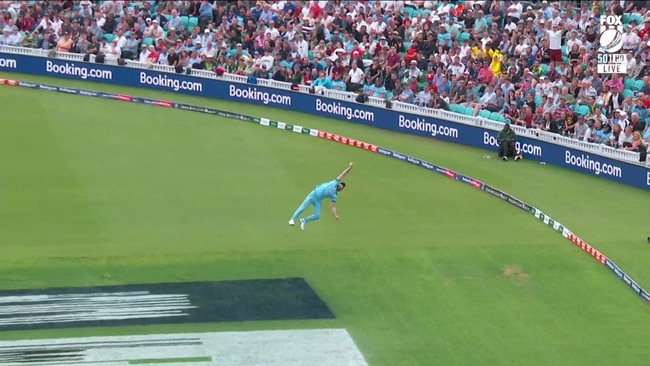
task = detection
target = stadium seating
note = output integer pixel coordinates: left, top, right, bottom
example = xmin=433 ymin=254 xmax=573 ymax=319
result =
xmin=5 ymin=0 xmax=648 ymax=148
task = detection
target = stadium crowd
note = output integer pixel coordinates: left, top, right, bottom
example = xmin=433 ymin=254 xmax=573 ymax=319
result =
xmin=2 ymin=0 xmax=650 ymax=154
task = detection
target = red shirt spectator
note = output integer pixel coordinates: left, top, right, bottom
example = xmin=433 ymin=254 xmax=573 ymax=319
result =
xmin=20 ymin=15 xmax=35 ymax=32
xmin=350 ymin=45 xmax=363 ymax=60
xmin=639 ymin=22 xmax=650 ymax=41
xmin=477 ymin=66 xmax=494 ymax=85
xmin=307 ymin=3 xmax=322 ymax=20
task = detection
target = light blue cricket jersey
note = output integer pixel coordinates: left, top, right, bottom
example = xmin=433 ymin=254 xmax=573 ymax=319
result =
xmin=312 ymin=179 xmax=340 ymax=202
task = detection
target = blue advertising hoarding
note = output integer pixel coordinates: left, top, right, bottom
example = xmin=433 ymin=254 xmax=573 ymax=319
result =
xmin=1 ymin=52 xmax=649 ymax=190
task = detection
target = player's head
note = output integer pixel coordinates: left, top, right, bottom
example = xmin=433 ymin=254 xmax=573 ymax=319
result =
xmin=337 ymin=182 xmax=346 ymax=191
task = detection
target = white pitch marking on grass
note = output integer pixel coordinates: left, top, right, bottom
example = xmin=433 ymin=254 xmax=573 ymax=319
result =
xmin=0 ymin=329 xmax=369 ymax=366
xmin=0 ymin=292 xmax=196 ymax=327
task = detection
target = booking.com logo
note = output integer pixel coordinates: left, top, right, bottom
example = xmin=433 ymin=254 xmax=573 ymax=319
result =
xmin=565 ymin=151 xmax=622 ymax=177
xmin=0 ymin=58 xmax=17 ymax=68
xmin=398 ymin=115 xmax=459 ymax=138
xmin=46 ymin=60 xmax=112 ymax=80
xmin=315 ymin=99 xmax=374 ymax=121
xmin=139 ymin=72 xmax=202 ymax=92
xmin=483 ymin=132 xmax=543 ymax=156
xmin=229 ymin=85 xmax=291 ymax=106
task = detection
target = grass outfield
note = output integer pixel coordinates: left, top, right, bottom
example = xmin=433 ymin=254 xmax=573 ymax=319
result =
xmin=1 ymin=72 xmax=650 ymax=365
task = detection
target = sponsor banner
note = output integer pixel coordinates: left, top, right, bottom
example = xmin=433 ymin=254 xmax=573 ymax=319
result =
xmin=604 ymin=259 xmax=650 ymax=303
xmin=484 ymin=185 xmax=532 ymax=212
xmin=142 ymin=98 xmax=173 ymax=108
xmin=455 ymin=173 xmax=484 ymax=190
xmin=0 ymin=329 xmax=369 ymax=366
xmin=0 ymin=278 xmax=334 ymax=331
xmin=17 ymin=81 xmax=38 ymax=89
xmin=3 ymin=53 xmax=648 ymax=189
xmin=177 ymin=103 xmax=218 ymax=115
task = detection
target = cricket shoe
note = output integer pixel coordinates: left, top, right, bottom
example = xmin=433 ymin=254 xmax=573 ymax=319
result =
xmin=300 ymin=218 xmax=306 ymax=230
xmin=288 ymin=219 xmax=295 ymax=226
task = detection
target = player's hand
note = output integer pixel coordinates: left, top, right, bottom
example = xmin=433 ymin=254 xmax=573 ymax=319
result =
xmin=349 ymin=162 xmax=355 ymax=168
xmin=334 ymin=215 xmax=340 ymax=221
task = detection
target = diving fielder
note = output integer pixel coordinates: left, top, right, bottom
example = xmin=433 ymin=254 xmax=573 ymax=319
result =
xmin=289 ymin=162 xmax=355 ymax=230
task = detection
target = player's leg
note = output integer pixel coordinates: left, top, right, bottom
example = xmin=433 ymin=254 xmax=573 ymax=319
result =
xmin=290 ymin=192 xmax=314 ymax=224
xmin=303 ymin=199 xmax=322 ymax=222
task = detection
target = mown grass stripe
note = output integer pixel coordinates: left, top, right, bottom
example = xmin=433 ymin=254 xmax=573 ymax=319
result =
xmin=128 ymin=356 xmax=212 ymax=364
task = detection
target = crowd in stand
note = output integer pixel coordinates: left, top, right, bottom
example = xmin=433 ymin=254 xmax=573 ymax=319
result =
xmin=3 ymin=0 xmax=650 ymax=154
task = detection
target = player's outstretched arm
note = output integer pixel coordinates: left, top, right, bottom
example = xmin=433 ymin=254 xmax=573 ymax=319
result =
xmin=331 ymin=202 xmax=340 ymax=221
xmin=336 ymin=162 xmax=355 ymax=181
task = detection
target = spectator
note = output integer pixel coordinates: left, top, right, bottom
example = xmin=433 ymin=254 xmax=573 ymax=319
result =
xmin=143 ymin=18 xmax=163 ymax=41
xmin=312 ymin=70 xmax=332 ymax=91
xmin=345 ymin=62 xmax=364 ymax=92
xmin=56 ymin=32 xmax=74 ymax=53
xmin=104 ymin=37 xmax=122 ymax=60
xmin=37 ymin=29 xmax=57 ymax=51
xmin=0 ymin=28 xmax=10 ymax=45
xmin=6 ymin=0 xmax=650 ymax=157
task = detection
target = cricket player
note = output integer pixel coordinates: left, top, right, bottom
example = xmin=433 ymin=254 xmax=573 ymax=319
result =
xmin=289 ymin=162 xmax=355 ymax=230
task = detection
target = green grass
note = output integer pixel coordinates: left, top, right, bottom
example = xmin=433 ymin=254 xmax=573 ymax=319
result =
xmin=128 ymin=357 xmax=213 ymax=364
xmin=1 ymin=72 xmax=650 ymax=366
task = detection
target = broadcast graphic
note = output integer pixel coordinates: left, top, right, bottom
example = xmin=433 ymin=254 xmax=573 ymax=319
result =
xmin=597 ymin=15 xmax=626 ymax=74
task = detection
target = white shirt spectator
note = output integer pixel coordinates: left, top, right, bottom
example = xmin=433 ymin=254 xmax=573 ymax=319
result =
xmin=583 ymin=126 xmax=594 ymax=142
xmin=546 ymin=29 xmax=562 ymax=50
xmin=294 ymin=37 xmax=309 ymax=59
xmin=144 ymin=24 xmax=164 ymax=39
xmin=348 ymin=67 xmax=364 ymax=83
xmin=435 ymin=2 xmax=451 ymax=16
xmin=370 ymin=20 xmax=387 ymax=34
xmin=201 ymin=44 xmax=216 ymax=58
xmin=479 ymin=89 xmax=496 ymax=105
xmin=0 ymin=32 xmax=9 ymax=45
xmin=7 ymin=30 xmax=21 ymax=46
xmin=95 ymin=14 xmax=106 ymax=28
xmin=271 ymin=1 xmax=286 ymax=11
xmin=264 ymin=27 xmax=279 ymax=40
xmin=622 ymin=30 xmax=640 ymax=51
xmin=355 ymin=20 xmax=369 ymax=32
xmin=105 ymin=42 xmax=121 ymax=59
xmin=514 ymin=42 xmax=529 ymax=55
xmin=99 ymin=41 xmax=110 ymax=55
xmin=5 ymin=5 xmax=17 ymax=22
xmin=284 ymin=28 xmax=297 ymax=42
xmin=42 ymin=16 xmax=63 ymax=34
xmin=448 ymin=62 xmax=466 ymax=78
xmin=99 ymin=0 xmax=119 ymax=14
xmin=157 ymin=52 xmax=169 ymax=65
xmin=542 ymin=100 xmax=556 ymax=114
xmin=566 ymin=36 xmax=582 ymax=50
xmin=415 ymin=90 xmax=432 ymax=106
xmin=407 ymin=66 xmax=420 ymax=78
xmin=507 ymin=1 xmax=523 ymax=19
xmin=260 ymin=54 xmax=275 ymax=69
xmin=116 ymin=34 xmax=127 ymax=49
xmin=138 ymin=48 xmax=150 ymax=63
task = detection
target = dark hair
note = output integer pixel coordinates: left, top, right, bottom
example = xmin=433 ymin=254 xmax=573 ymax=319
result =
xmin=340 ymin=182 xmax=346 ymax=189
